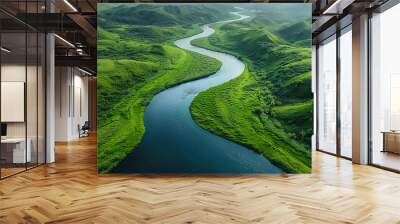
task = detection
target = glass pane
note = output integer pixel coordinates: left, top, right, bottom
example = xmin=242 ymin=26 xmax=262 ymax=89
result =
xmin=1 ymin=31 xmax=27 ymax=177
xmin=340 ymin=27 xmax=352 ymax=158
xmin=371 ymin=4 xmax=400 ymax=171
xmin=318 ymin=35 xmax=337 ymax=154
xmin=0 ymin=1 xmax=46 ymax=178
xmin=38 ymin=33 xmax=45 ymax=165
xmin=27 ymin=31 xmax=38 ymax=169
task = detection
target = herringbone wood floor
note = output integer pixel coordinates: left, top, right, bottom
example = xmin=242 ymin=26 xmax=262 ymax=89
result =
xmin=1 ymin=135 xmax=400 ymax=224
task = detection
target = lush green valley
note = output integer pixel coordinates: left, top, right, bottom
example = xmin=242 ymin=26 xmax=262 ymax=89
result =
xmin=98 ymin=3 xmax=312 ymax=174
xmin=191 ymin=7 xmax=312 ymax=173
xmin=97 ymin=4 xmax=228 ymax=173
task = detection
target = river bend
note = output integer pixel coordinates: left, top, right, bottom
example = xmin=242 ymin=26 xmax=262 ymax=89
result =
xmin=114 ymin=12 xmax=283 ymax=173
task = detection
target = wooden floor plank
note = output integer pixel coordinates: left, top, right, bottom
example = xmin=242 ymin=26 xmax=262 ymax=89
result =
xmin=0 ymin=135 xmax=400 ymax=223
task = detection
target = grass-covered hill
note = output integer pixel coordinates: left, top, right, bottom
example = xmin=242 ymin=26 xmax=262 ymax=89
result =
xmin=99 ymin=4 xmax=234 ymax=27
xmin=97 ymin=4 xmax=237 ymax=44
xmin=191 ymin=8 xmax=312 ymax=173
xmin=98 ymin=3 xmax=312 ymax=174
xmin=276 ymin=21 xmax=312 ymax=47
xmin=97 ymin=4 xmax=234 ymax=173
xmin=235 ymin=3 xmax=310 ymax=23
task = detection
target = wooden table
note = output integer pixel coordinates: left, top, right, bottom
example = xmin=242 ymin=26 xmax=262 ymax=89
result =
xmin=381 ymin=131 xmax=400 ymax=154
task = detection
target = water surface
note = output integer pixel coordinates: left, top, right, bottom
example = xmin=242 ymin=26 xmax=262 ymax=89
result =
xmin=114 ymin=13 xmax=283 ymax=174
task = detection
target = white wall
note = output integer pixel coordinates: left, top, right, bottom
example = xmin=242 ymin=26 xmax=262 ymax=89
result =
xmin=1 ymin=63 xmax=46 ymax=164
xmin=1 ymin=65 xmax=41 ymax=137
xmin=55 ymin=66 xmax=70 ymax=141
xmin=1 ymin=65 xmax=26 ymax=139
xmin=1 ymin=64 xmax=25 ymax=81
xmin=55 ymin=67 xmax=89 ymax=141
xmin=72 ymin=72 xmax=89 ymax=138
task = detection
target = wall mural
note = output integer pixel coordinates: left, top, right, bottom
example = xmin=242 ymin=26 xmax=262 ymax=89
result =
xmin=97 ymin=3 xmax=313 ymax=174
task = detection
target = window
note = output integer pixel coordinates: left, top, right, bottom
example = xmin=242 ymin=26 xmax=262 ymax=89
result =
xmin=339 ymin=26 xmax=352 ymax=158
xmin=370 ymin=3 xmax=400 ymax=171
xmin=317 ymin=35 xmax=337 ymax=154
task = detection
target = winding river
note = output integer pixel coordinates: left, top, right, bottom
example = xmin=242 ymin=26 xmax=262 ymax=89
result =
xmin=114 ymin=12 xmax=283 ymax=173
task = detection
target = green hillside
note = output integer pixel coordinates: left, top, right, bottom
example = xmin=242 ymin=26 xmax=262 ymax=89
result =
xmin=276 ymin=21 xmax=312 ymax=47
xmin=191 ymin=13 xmax=312 ymax=173
xmin=99 ymin=4 xmax=235 ymax=27
xmin=98 ymin=3 xmax=312 ymax=173
xmin=97 ymin=5 xmax=227 ymax=173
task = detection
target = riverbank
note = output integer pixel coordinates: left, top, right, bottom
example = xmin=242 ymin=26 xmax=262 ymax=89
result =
xmin=112 ymin=12 xmax=284 ymax=173
xmin=190 ymin=68 xmax=311 ymax=173
xmin=190 ymin=11 xmax=312 ymax=173
xmin=97 ymin=28 xmax=222 ymax=173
